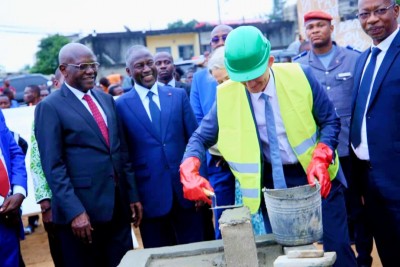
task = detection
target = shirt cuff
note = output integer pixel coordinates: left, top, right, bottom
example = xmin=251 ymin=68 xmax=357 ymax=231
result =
xmin=13 ymin=185 xmax=27 ymax=198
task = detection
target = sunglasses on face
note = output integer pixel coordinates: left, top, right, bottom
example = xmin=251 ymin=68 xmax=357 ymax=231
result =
xmin=211 ymin=34 xmax=228 ymax=44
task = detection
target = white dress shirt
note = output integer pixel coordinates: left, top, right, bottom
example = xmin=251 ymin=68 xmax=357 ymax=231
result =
xmin=134 ymin=83 xmax=161 ymax=121
xmin=353 ymin=28 xmax=399 ymax=160
xmin=249 ymin=70 xmax=298 ymax=164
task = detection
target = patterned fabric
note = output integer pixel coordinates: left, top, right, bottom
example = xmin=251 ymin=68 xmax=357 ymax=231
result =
xmin=30 ymin=123 xmax=52 ymax=202
xmin=83 ymin=94 xmax=109 ymax=146
xmin=235 ymin=179 xmax=266 ymax=236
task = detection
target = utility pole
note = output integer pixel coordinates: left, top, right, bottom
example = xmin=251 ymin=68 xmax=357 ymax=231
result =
xmin=217 ymin=0 xmax=222 ymax=24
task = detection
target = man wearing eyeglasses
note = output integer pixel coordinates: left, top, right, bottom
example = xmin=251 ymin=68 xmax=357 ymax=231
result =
xmin=293 ymin=10 xmax=374 ymax=267
xmin=34 ymin=43 xmax=142 ymax=267
xmin=350 ymin=0 xmax=400 ymax=265
xmin=189 ymin=24 xmax=235 ymax=240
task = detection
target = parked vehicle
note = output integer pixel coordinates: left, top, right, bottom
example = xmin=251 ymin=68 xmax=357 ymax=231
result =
xmin=0 ymin=74 xmax=49 ymax=103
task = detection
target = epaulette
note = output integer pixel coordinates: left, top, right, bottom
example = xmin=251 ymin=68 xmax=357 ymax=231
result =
xmin=346 ymin=45 xmax=362 ymax=53
xmin=292 ymin=51 xmax=308 ymax=61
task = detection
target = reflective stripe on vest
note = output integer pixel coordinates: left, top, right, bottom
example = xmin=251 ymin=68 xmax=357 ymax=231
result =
xmin=217 ymin=80 xmax=262 ymax=214
xmin=273 ymin=63 xmax=339 ymax=179
xmin=217 ymin=64 xmax=339 ymax=214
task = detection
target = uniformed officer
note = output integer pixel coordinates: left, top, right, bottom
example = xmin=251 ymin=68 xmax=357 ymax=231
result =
xmin=293 ymin=10 xmax=373 ymax=267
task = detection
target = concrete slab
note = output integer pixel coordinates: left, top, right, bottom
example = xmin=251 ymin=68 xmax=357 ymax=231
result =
xmin=119 ymin=234 xmax=282 ymax=267
xmin=273 ymin=252 xmax=337 ymax=267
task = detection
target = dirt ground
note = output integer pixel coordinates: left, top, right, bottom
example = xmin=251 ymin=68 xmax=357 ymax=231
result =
xmin=20 ymin=215 xmax=382 ymax=267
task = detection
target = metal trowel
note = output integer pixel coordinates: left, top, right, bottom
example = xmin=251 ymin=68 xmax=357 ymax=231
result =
xmin=203 ymin=188 xmax=243 ymax=210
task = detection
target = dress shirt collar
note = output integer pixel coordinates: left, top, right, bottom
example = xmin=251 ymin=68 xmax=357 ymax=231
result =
xmin=249 ymin=69 xmax=276 ymax=101
xmin=65 ymin=83 xmax=95 ymax=99
xmin=372 ymin=28 xmax=399 ymax=53
xmin=157 ymin=78 xmax=176 ymax=87
xmin=134 ymin=82 xmax=159 ymax=102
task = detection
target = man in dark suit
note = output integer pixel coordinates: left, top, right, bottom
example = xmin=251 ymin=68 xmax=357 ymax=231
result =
xmin=0 ymin=109 xmax=27 ymax=267
xmin=350 ymin=0 xmax=400 ymax=265
xmin=154 ymin=51 xmax=191 ymax=97
xmin=116 ymin=45 xmax=205 ymax=248
xmin=34 ymin=43 xmax=142 ymax=267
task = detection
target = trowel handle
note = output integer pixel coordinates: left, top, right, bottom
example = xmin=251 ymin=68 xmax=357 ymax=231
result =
xmin=202 ymin=188 xmax=215 ymax=197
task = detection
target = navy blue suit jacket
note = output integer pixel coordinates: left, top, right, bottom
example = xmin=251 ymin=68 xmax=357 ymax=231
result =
xmin=350 ymin=31 xmax=400 ymax=200
xmin=116 ymin=85 xmax=198 ymax=218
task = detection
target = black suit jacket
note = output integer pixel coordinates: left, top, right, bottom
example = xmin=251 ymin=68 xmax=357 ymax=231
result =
xmin=34 ymin=85 xmax=138 ymax=224
xmin=175 ymin=81 xmax=191 ymax=97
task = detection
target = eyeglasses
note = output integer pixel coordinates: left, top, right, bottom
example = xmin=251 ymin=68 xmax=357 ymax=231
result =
xmin=211 ymin=34 xmax=228 ymax=44
xmin=356 ymin=3 xmax=396 ymax=20
xmin=133 ymin=60 xmax=155 ymax=70
xmin=64 ymin=62 xmax=100 ymax=71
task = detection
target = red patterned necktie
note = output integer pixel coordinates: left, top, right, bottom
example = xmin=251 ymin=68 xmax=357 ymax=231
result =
xmin=0 ymin=159 xmax=10 ymax=199
xmin=83 ymin=94 xmax=109 ymax=147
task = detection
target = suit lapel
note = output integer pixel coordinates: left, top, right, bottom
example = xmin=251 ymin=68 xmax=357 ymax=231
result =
xmin=123 ymin=89 xmax=160 ymax=140
xmin=158 ymin=86 xmax=172 ymax=140
xmin=367 ymin=31 xmax=400 ymax=111
xmin=60 ymin=86 xmax=108 ymax=148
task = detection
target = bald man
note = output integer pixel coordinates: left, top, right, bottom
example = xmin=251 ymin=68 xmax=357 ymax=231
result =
xmin=34 ymin=43 xmax=142 ymax=267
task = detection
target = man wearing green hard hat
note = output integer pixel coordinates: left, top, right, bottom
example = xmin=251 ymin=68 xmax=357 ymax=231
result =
xmin=179 ymin=26 xmax=356 ymax=266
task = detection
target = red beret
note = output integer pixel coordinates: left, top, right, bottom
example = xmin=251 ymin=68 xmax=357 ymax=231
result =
xmin=304 ymin=10 xmax=333 ymax=24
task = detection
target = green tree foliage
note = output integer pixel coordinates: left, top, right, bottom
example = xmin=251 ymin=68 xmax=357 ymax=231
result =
xmin=30 ymin=34 xmax=70 ymax=74
xmin=397 ymin=0 xmax=400 ymax=6
xmin=167 ymin=19 xmax=198 ymax=29
xmin=268 ymin=0 xmax=286 ymax=21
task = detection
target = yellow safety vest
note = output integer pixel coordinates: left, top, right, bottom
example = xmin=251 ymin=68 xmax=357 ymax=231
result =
xmin=217 ymin=63 xmax=339 ymax=214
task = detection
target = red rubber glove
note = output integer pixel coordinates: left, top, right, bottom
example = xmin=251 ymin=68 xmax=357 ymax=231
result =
xmin=306 ymin=143 xmax=333 ymax=198
xmin=180 ymin=157 xmax=214 ymax=205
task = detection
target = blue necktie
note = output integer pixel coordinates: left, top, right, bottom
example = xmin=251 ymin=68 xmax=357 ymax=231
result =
xmin=351 ymin=47 xmax=381 ymax=148
xmin=147 ymin=91 xmax=161 ymax=136
xmin=261 ymin=94 xmax=287 ymax=189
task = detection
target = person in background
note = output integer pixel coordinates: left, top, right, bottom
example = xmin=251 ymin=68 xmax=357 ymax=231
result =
xmin=116 ymin=45 xmax=206 ymax=248
xmin=3 ymin=88 xmax=19 ymax=108
xmin=0 ymin=94 xmax=11 ymax=109
xmin=108 ymin=84 xmax=124 ymax=97
xmin=174 ymin=66 xmax=184 ymax=82
xmin=154 ymin=51 xmax=191 ymax=97
xmin=189 ymin=24 xmax=234 ymax=239
xmin=0 ymin=78 xmax=17 ymax=95
xmin=180 ymin=26 xmax=356 ymax=267
xmin=350 ymin=0 xmax=400 ymax=265
xmin=184 ymin=68 xmax=195 ymax=85
xmin=40 ymin=89 xmax=50 ymax=101
xmin=23 ymin=85 xmax=41 ymax=106
xmin=293 ymin=10 xmax=371 ymax=266
xmin=98 ymin=77 xmax=110 ymax=93
xmin=50 ymin=69 xmax=64 ymax=93
xmin=0 ymin=109 xmax=28 ymax=267
xmin=31 ymin=69 xmax=65 ymax=266
xmin=34 ymin=43 xmax=142 ymax=267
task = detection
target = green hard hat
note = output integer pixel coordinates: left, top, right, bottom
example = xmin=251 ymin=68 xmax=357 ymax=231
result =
xmin=224 ymin=26 xmax=271 ymax=82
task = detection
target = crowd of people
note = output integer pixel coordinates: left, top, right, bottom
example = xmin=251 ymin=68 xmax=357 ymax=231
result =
xmin=0 ymin=0 xmax=399 ymax=266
